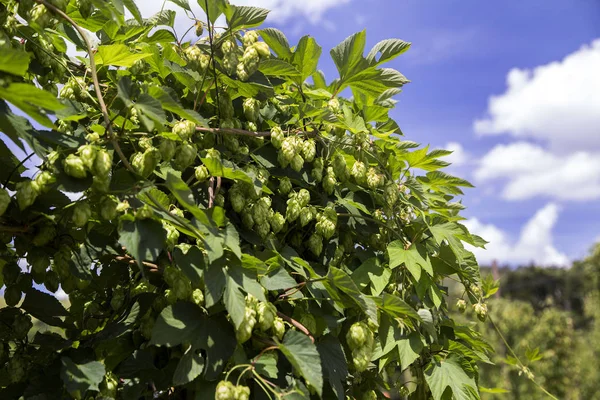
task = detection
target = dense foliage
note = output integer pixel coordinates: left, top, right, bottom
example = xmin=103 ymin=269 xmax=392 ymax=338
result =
xmin=0 ymin=0 xmax=495 ymax=398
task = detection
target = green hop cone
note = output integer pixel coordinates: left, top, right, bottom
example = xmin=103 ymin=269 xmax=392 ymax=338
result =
xmin=173 ymin=120 xmax=196 ymax=141
xmin=215 ymin=380 xmax=236 ymax=400
xmin=286 ymin=198 xmax=301 ymax=222
xmin=272 ymin=317 xmax=285 ymax=340
xmin=291 ymin=154 xmax=304 ymax=172
xmin=253 ymin=41 xmax=271 ymax=58
xmin=234 ymin=385 xmax=250 ymax=400
xmin=256 ymin=220 xmax=270 ymax=238
xmin=323 ymin=167 xmax=337 ymax=194
xmin=307 ymin=233 xmax=323 ymax=256
xmin=279 ymin=177 xmax=292 ymax=195
xmin=13 ymin=313 xmax=33 ymax=339
xmin=347 ymin=322 xmax=371 ymax=347
xmin=164 ymin=223 xmax=180 ymax=249
xmin=299 ymin=206 xmax=315 ymax=227
xmin=332 ymin=154 xmax=347 ymax=181
xmin=456 ymin=299 xmax=467 ymax=313
xmin=223 ymin=52 xmax=239 ymax=76
xmin=138 ymin=137 xmax=153 ymax=151
xmin=351 ymin=160 xmax=367 ymax=184
xmin=63 ymin=154 xmax=87 ymax=179
xmin=159 ymin=139 xmax=177 ymax=161
xmin=93 ymin=149 xmax=112 ymax=178
xmin=100 ymin=196 xmax=118 ymax=220
xmin=195 ymin=165 xmax=210 ymax=182
xmin=174 ymin=142 xmax=197 ymax=171
xmin=192 ymin=288 xmax=204 ymax=306
xmin=0 ymin=188 xmax=11 ymax=216
xmin=16 ymin=180 xmax=39 ymax=210
xmin=140 ymin=147 xmax=161 ymax=177
xmin=3 ymin=263 xmax=20 ymax=286
xmin=312 ymin=157 xmax=324 ymax=182
xmin=281 ymin=137 xmax=296 ymax=162
xmin=366 ymin=167 xmax=384 ymax=189
xmin=269 ymin=212 xmax=285 ymax=233
xmin=257 ymin=302 xmax=276 ymax=331
xmin=384 ymin=184 xmax=399 ymax=206
xmin=236 ymin=62 xmax=249 ymax=81
xmin=4 ymin=285 xmax=22 ymax=307
xmin=195 ymin=21 xmax=203 ymax=36
xmin=218 ymin=92 xmax=235 ymax=119
xmin=297 ymin=189 xmax=311 ymax=207
xmin=327 ymin=98 xmax=340 ymax=113
xmin=473 ymin=302 xmax=488 ymax=322
xmin=34 ymin=171 xmax=56 ymax=192
xmin=236 ymin=307 xmax=257 ymax=344
xmin=352 ymin=345 xmax=373 ymax=372
xmin=229 ymin=188 xmax=246 ymax=213
xmin=72 ymin=202 xmax=92 ymax=227
xmin=243 ymin=98 xmax=260 ymax=122
xmin=29 ymin=4 xmax=50 ymax=28
xmin=78 ymin=144 xmax=97 ymax=171
xmin=315 ymin=207 xmax=337 ymax=239
xmin=32 ymin=224 xmax=56 ymax=247
xmin=241 ymin=210 xmax=254 ymax=229
xmin=271 ymin=126 xmax=284 ymax=148
xmin=242 ymin=46 xmax=259 ymax=73
xmin=242 ymin=30 xmax=259 ymax=46
xmin=44 ymin=270 xmax=60 ymax=293
xmin=221 ymin=40 xmax=236 ymax=55
xmin=301 ymin=139 xmax=316 ymax=162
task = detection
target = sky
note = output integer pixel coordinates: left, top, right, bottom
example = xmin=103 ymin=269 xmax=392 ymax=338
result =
xmin=4 ymin=0 xmax=600 ymax=268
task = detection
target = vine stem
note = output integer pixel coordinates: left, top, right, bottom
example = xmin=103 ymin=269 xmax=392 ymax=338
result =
xmin=488 ymin=315 xmax=559 ymax=400
xmin=38 ymin=0 xmax=132 ymax=172
xmin=3 ymin=152 xmax=35 ymax=189
xmin=276 ymin=311 xmax=315 ymax=343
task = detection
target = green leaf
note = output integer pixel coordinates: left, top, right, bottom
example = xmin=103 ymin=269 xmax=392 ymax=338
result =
xmin=118 ymin=219 xmax=167 ymax=266
xmin=258 ymin=59 xmax=301 ymax=77
xmin=197 ymin=0 xmax=227 ymax=24
xmin=0 ymin=83 xmax=65 ymax=128
xmin=123 ymin=0 xmax=143 ymax=24
xmin=387 ymin=241 xmax=433 ymax=280
xmin=200 ymin=157 xmax=254 ymax=184
xmin=330 ymin=30 xmax=367 ymax=79
xmin=204 ymin=256 xmax=227 ymax=307
xmin=227 ymin=5 xmax=269 ymax=30
xmin=95 ymin=44 xmax=152 ymax=67
xmin=397 ymin=332 xmax=424 ymax=371
xmin=327 ymin=267 xmax=378 ymax=324
xmin=135 ymin=93 xmax=167 ymax=130
xmin=60 ymin=357 xmax=105 ymax=396
xmin=293 ymin=36 xmax=322 ymax=83
xmin=144 ymin=29 xmax=177 ymax=44
xmin=169 ymin=0 xmax=191 ymax=11
xmin=21 ymin=288 xmax=69 ymax=327
xmin=253 ymin=353 xmax=278 ymax=379
xmin=479 ymin=387 xmax=510 ymax=394
xmin=259 ymin=28 xmax=292 ymax=60
xmin=317 ymin=335 xmax=347 ymax=399
xmin=352 ymin=258 xmax=391 ymax=296
xmin=279 ymin=330 xmax=323 ymax=396
xmin=164 ymin=170 xmax=211 ymax=227
xmin=173 ymin=245 xmax=205 ymax=287
xmin=151 ymin=302 xmax=204 ymax=347
xmin=173 ymin=347 xmax=205 ymax=386
xmin=374 ymin=293 xmax=420 ymax=320
xmin=346 ymin=67 xmax=409 ymax=98
xmin=223 ymin=274 xmax=246 ymax=329
xmin=366 ymin=38 xmax=411 ymax=67
xmin=424 ymin=355 xmax=479 ymax=400
xmin=429 ymin=222 xmax=467 ymax=263
xmin=0 ymin=47 xmax=31 ymax=76
xmin=260 ymin=267 xmax=297 ymax=291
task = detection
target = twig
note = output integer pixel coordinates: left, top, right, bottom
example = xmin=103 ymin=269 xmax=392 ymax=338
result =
xmin=0 ymin=225 xmax=30 ymax=233
xmin=252 ymin=346 xmax=278 ymax=366
xmin=204 ymin=0 xmax=221 ymax=120
xmin=214 ymin=176 xmax=222 ymax=200
xmin=3 ymin=152 xmax=35 ymax=189
xmin=208 ymin=176 xmax=215 ymax=208
xmin=38 ymin=0 xmax=132 ymax=172
xmin=276 ymin=312 xmax=315 ymax=343
xmin=114 ymin=255 xmax=159 ymax=272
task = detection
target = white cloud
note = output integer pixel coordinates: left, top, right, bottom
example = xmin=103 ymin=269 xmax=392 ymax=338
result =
xmin=474 ymin=39 xmax=600 ymax=152
xmin=445 ymin=142 xmax=468 ymax=166
xmin=474 ymin=142 xmax=600 ymax=201
xmin=134 ymin=0 xmax=348 ymax=26
xmin=463 ymin=203 xmax=570 ymax=267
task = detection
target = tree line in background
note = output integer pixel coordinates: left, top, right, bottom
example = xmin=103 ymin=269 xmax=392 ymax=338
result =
xmin=453 ymin=244 xmax=600 ymax=399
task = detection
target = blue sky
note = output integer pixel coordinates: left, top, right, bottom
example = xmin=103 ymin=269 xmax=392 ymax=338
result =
xmin=4 ymin=0 xmax=600 ymax=267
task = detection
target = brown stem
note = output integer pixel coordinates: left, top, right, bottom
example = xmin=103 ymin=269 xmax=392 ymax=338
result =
xmin=276 ymin=312 xmax=315 ymax=343
xmin=38 ymin=0 xmax=132 ymax=172
xmin=208 ymin=176 xmax=215 ymax=208
xmin=114 ymin=255 xmax=159 ymax=272
xmin=0 ymin=225 xmax=30 ymax=233
xmin=251 ymin=345 xmax=278 ymax=366
xmin=278 ymin=281 xmax=306 ymax=300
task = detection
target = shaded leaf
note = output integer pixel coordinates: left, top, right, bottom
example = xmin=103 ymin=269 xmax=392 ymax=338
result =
xmin=279 ymin=330 xmax=323 ymax=396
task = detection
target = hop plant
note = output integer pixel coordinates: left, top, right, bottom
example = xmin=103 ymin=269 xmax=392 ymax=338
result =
xmin=351 ymin=160 xmax=367 ymax=184
xmin=242 ymin=30 xmax=259 ymax=46
xmin=72 ymin=202 xmax=92 ymax=227
xmin=15 ymin=180 xmax=39 ymax=210
xmin=323 ymin=167 xmax=337 ymax=194
xmin=63 ymin=154 xmax=87 ymax=179
xmin=473 ymin=302 xmax=488 ymax=322
xmin=253 ymin=41 xmax=271 ymax=58
xmin=366 ymin=167 xmax=385 ymax=189
xmin=243 ymin=97 xmax=260 ymax=122
xmin=269 ymin=212 xmax=285 ymax=233
xmin=456 ymin=299 xmax=467 ymax=313
xmin=299 ymin=206 xmax=315 ymax=227
xmin=332 ymin=154 xmax=348 ymax=180
xmin=286 ymin=198 xmax=301 ymax=222
xmin=279 ymin=176 xmax=292 ymax=195
xmin=257 ymin=302 xmax=277 ymax=331
xmin=307 ymin=233 xmax=323 ymax=256
xmin=0 ymin=188 xmax=10 ymax=216
xmin=301 ymin=139 xmax=317 ymax=162
xmin=173 ymin=120 xmax=196 ymax=141
xmin=271 ymin=126 xmax=284 ymax=148
xmin=315 ymin=207 xmax=337 ymax=239
xmin=195 ymin=165 xmax=210 ymax=182
xmin=272 ymin=317 xmax=285 ymax=340
xmin=174 ymin=142 xmax=197 ymax=170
